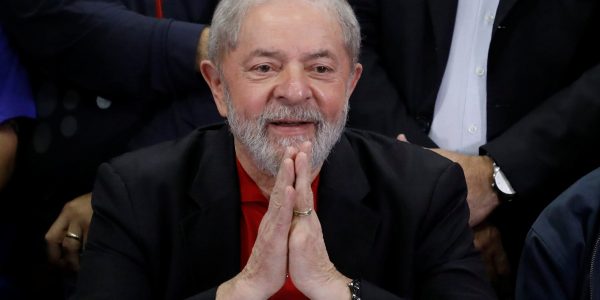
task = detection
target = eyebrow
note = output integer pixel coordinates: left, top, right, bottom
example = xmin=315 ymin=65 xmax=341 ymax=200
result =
xmin=303 ymin=49 xmax=337 ymax=62
xmin=244 ymin=48 xmax=337 ymax=63
xmin=244 ymin=49 xmax=286 ymax=63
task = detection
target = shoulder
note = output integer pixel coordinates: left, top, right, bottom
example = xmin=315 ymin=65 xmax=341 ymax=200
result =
xmin=518 ymin=168 xmax=600 ymax=299
xmin=528 ymin=167 xmax=600 ymax=256
xmin=337 ymin=128 xmax=466 ymax=214
xmin=531 ymin=167 xmax=600 ymax=239
xmin=106 ymin=124 xmax=231 ymax=181
xmin=340 ymin=128 xmax=468 ymax=219
xmin=341 ymin=128 xmax=459 ymax=178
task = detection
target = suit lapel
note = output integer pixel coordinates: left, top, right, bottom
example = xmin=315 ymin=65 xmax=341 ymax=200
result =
xmin=318 ymin=134 xmax=380 ymax=278
xmin=494 ymin=0 xmax=519 ymax=32
xmin=427 ymin=0 xmax=458 ymax=65
xmin=177 ymin=128 xmax=381 ymax=286
xmin=181 ymin=127 xmax=241 ymax=291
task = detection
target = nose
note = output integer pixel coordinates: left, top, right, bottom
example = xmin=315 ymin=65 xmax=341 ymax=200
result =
xmin=273 ymin=65 xmax=312 ymax=104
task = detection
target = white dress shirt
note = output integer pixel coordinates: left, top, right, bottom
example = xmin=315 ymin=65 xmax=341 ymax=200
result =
xmin=429 ymin=0 xmax=499 ymax=155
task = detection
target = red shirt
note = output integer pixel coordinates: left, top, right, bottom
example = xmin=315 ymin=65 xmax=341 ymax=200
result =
xmin=236 ymin=160 xmax=319 ymax=299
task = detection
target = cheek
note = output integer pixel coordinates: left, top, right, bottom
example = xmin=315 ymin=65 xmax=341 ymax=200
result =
xmin=312 ymin=84 xmax=348 ymax=120
xmin=228 ymin=84 xmax=272 ymax=116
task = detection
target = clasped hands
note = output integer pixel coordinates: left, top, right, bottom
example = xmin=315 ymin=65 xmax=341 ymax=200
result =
xmin=217 ymin=141 xmax=351 ymax=300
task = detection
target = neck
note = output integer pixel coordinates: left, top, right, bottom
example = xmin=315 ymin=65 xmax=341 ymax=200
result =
xmin=234 ymin=140 xmax=321 ymax=197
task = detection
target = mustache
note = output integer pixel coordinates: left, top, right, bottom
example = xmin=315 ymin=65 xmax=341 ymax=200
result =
xmin=258 ymin=103 xmax=324 ymax=125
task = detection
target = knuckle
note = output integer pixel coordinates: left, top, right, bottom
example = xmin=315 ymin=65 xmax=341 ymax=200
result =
xmin=62 ymin=240 xmax=81 ymax=252
xmin=64 ymin=200 xmax=77 ymax=211
xmin=45 ymin=231 xmax=60 ymax=243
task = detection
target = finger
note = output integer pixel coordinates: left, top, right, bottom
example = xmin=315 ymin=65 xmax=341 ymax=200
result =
xmin=269 ymin=147 xmax=297 ymax=211
xmin=492 ymin=246 xmax=510 ymax=275
xmin=47 ymin=242 xmax=63 ymax=266
xmin=262 ymin=147 xmax=297 ymax=241
xmin=472 ymin=227 xmax=485 ymax=251
xmin=298 ymin=141 xmax=312 ymax=164
xmin=45 ymin=214 xmax=69 ymax=265
xmin=78 ymin=193 xmax=94 ymax=245
xmin=396 ymin=134 xmax=408 ymax=142
xmin=62 ymin=224 xmax=83 ymax=271
xmin=488 ymin=229 xmax=510 ymax=276
xmin=473 ymin=235 xmax=482 ymax=251
xmin=294 ymin=142 xmax=314 ymax=212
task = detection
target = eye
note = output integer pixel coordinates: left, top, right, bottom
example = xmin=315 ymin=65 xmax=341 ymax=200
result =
xmin=314 ymin=65 xmax=332 ymax=74
xmin=254 ymin=64 xmax=272 ymax=73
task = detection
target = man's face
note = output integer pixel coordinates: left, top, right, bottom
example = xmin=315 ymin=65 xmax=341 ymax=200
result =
xmin=209 ymin=0 xmax=362 ymax=175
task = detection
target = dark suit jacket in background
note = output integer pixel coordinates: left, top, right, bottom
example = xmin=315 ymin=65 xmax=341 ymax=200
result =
xmin=75 ymin=125 xmax=495 ymax=299
xmin=516 ymin=167 xmax=600 ymax=299
xmin=348 ymin=0 xmax=600 ymax=263
xmin=0 ymin=1 xmax=220 ymax=298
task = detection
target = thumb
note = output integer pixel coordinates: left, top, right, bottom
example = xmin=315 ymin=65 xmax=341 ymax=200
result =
xmin=396 ymin=134 xmax=409 ymax=143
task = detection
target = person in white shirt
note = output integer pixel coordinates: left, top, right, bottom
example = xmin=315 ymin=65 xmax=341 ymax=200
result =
xmin=348 ymin=0 xmax=600 ymax=295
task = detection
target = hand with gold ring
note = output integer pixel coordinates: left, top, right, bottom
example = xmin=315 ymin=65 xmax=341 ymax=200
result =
xmin=288 ymin=141 xmax=351 ymax=299
xmin=45 ymin=192 xmax=93 ymax=271
xmin=293 ymin=207 xmax=312 ymax=217
xmin=217 ymin=146 xmax=298 ymax=299
xmin=65 ymin=232 xmax=82 ymax=242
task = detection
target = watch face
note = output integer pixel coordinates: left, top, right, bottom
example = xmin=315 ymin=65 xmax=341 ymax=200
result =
xmin=495 ymin=169 xmax=516 ymax=195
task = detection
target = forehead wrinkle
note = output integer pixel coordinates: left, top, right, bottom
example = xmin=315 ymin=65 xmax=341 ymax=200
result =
xmin=243 ymin=49 xmax=286 ymax=64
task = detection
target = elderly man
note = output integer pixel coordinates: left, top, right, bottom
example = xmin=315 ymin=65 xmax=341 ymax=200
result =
xmin=75 ymin=0 xmax=494 ymax=299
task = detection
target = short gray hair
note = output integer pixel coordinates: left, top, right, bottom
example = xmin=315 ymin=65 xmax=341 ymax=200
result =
xmin=207 ymin=0 xmax=361 ymax=69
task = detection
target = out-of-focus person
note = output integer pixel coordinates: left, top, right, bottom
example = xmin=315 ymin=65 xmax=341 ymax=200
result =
xmin=348 ymin=0 xmax=600 ymax=294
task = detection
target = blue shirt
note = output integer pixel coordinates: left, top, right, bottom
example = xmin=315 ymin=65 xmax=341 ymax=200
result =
xmin=0 ymin=26 xmax=35 ymax=123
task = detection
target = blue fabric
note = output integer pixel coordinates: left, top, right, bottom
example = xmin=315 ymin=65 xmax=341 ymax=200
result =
xmin=516 ymin=167 xmax=600 ymax=300
xmin=0 ymin=26 xmax=35 ymax=123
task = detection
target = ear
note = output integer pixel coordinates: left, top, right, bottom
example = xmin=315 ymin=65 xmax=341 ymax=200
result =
xmin=346 ymin=63 xmax=363 ymax=95
xmin=200 ymin=60 xmax=228 ymax=117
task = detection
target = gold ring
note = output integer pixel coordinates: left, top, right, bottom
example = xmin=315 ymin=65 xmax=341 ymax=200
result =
xmin=65 ymin=232 xmax=82 ymax=242
xmin=293 ymin=208 xmax=313 ymax=217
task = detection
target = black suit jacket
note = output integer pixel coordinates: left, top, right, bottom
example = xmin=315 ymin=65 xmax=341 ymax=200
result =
xmin=348 ymin=0 xmax=600 ymax=259
xmin=0 ymin=3 xmax=220 ymax=295
xmin=75 ymin=125 xmax=495 ymax=299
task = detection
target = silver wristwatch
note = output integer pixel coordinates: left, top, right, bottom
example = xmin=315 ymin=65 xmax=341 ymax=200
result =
xmin=492 ymin=162 xmax=516 ymax=202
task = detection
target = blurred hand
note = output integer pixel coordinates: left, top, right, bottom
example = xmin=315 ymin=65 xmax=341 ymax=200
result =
xmin=429 ymin=149 xmax=499 ymax=227
xmin=45 ymin=193 xmax=93 ymax=271
xmin=0 ymin=121 xmax=18 ymax=191
xmin=473 ymin=224 xmax=511 ymax=281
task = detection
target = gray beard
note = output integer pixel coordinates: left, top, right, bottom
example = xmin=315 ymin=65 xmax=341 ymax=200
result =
xmin=225 ymin=91 xmax=348 ymax=176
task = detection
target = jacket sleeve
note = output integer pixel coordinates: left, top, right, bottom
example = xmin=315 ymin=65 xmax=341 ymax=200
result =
xmin=347 ymin=0 xmax=437 ymax=147
xmin=515 ymin=167 xmax=600 ymax=300
xmin=515 ymin=230 xmax=572 ymax=300
xmin=2 ymin=0 xmax=207 ymax=101
xmin=74 ymin=163 xmax=219 ymax=299
xmin=356 ymin=162 xmax=496 ymax=299
xmin=414 ymin=163 xmax=496 ymax=299
xmin=480 ymin=63 xmax=600 ymax=197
